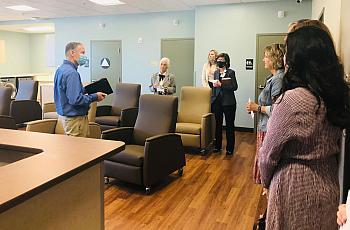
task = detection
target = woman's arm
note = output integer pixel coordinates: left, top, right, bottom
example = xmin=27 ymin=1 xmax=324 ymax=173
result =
xmin=258 ymin=91 xmax=306 ymax=188
xmin=202 ymin=63 xmax=208 ymax=87
xmin=221 ymin=70 xmax=238 ymax=91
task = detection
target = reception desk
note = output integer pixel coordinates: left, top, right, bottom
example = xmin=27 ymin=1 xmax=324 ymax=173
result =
xmin=0 ymin=129 xmax=125 ymax=230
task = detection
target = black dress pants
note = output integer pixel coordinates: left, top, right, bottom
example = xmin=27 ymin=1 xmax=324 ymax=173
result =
xmin=211 ymin=98 xmax=236 ymax=152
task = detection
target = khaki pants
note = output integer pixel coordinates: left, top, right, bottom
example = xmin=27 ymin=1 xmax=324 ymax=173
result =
xmin=58 ymin=115 xmax=89 ymax=137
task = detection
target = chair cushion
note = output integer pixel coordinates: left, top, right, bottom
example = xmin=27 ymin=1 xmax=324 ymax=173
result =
xmin=43 ymin=112 xmax=58 ymax=119
xmin=95 ymin=115 xmax=120 ymax=126
xmin=108 ymin=145 xmax=144 ymax=167
xmin=176 ymin=122 xmax=201 ymax=135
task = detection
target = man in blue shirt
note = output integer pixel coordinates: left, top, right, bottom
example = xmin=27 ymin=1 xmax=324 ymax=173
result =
xmin=54 ymin=42 xmax=106 ymax=137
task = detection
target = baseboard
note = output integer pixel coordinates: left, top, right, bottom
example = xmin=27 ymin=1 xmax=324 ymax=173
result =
xmin=223 ymin=126 xmax=254 ymax=133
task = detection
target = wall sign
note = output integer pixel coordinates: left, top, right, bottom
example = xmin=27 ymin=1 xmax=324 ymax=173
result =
xmin=246 ymin=59 xmax=253 ymax=70
xmin=100 ymin=58 xmax=110 ymax=69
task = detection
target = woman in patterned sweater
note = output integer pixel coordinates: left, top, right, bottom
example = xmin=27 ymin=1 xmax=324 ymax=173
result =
xmin=259 ymin=26 xmax=350 ymax=229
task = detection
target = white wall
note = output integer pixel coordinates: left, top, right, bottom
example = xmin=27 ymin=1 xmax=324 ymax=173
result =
xmin=0 ymin=31 xmax=30 ymax=75
xmin=0 ymin=31 xmax=54 ymax=76
xmin=53 ymin=11 xmax=195 ymax=92
xmin=194 ymin=1 xmax=311 ymax=128
xmin=29 ymin=33 xmax=55 ymax=74
xmin=312 ymin=0 xmax=342 ymax=53
xmin=340 ymin=0 xmax=350 ymax=78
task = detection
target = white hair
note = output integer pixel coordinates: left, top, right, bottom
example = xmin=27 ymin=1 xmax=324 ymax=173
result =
xmin=160 ymin=57 xmax=170 ymax=66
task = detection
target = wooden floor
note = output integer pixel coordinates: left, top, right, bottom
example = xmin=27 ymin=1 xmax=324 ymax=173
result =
xmin=104 ymin=132 xmax=262 ymax=230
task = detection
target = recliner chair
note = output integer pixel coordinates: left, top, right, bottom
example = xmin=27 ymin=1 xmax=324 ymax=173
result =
xmin=10 ymin=80 xmax=42 ymax=126
xmin=102 ymin=94 xmax=185 ymax=193
xmin=175 ymin=86 xmax=215 ymax=153
xmin=95 ymin=83 xmax=141 ymax=131
xmin=26 ymin=119 xmax=101 ymax=139
xmin=0 ymin=115 xmax=17 ymax=130
xmin=0 ymin=86 xmax=12 ymax=116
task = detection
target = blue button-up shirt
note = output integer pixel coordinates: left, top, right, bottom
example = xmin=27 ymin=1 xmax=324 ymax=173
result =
xmin=257 ymin=69 xmax=284 ymax=132
xmin=54 ymin=60 xmax=97 ymax=117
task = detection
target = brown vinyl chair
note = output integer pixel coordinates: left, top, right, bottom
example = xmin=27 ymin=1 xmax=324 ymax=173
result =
xmin=0 ymin=86 xmax=12 ymax=116
xmin=95 ymin=83 xmax=141 ymax=131
xmin=15 ymin=80 xmax=38 ymax=100
xmin=0 ymin=115 xmax=17 ymax=130
xmin=175 ymin=87 xmax=215 ymax=153
xmin=102 ymin=94 xmax=185 ymax=193
xmin=42 ymin=101 xmax=97 ymax=122
xmin=26 ymin=119 xmax=101 ymax=139
xmin=10 ymin=80 xmax=42 ymax=125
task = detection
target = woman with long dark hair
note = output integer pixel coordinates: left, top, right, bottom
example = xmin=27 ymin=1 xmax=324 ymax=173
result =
xmin=259 ymin=26 xmax=350 ymax=229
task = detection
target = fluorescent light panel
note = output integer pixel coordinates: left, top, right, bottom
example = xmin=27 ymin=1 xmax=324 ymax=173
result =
xmin=6 ymin=5 xmax=39 ymax=11
xmin=88 ymin=0 xmax=125 ymax=6
xmin=23 ymin=26 xmax=54 ymax=32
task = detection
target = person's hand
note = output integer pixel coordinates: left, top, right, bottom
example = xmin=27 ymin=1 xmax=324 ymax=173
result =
xmin=96 ymin=92 xmax=107 ymax=102
xmin=337 ymin=204 xmax=347 ymax=226
xmin=213 ymin=80 xmax=221 ymax=88
xmin=246 ymin=101 xmax=258 ymax=112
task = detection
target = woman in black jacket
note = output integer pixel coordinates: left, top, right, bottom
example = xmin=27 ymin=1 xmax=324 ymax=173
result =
xmin=209 ymin=53 xmax=238 ymax=155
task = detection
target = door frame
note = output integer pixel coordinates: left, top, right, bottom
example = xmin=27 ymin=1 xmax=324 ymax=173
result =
xmin=90 ymin=40 xmax=123 ymax=83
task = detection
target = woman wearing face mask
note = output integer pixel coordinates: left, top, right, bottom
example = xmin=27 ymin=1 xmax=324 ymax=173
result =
xmin=209 ymin=53 xmax=238 ymax=155
xmin=246 ymin=44 xmax=285 ymax=184
xmin=202 ymin=49 xmax=218 ymax=88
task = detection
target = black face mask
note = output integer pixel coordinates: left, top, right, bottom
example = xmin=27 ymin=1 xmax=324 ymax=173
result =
xmin=217 ymin=61 xmax=226 ymax=68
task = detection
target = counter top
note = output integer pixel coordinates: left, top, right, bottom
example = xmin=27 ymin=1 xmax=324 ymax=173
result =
xmin=0 ymin=129 xmax=124 ymax=213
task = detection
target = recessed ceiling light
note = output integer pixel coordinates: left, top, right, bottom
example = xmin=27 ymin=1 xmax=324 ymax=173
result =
xmin=88 ymin=0 xmax=125 ymax=6
xmin=23 ymin=26 xmax=54 ymax=32
xmin=6 ymin=5 xmax=39 ymax=11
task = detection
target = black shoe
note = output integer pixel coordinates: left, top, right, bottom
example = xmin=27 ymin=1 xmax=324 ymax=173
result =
xmin=226 ymin=150 xmax=233 ymax=155
xmin=213 ymin=148 xmax=222 ymax=153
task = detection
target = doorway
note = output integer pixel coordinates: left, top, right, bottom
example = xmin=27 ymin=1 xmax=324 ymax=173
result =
xmin=161 ymin=38 xmax=194 ymax=97
xmin=91 ymin=40 xmax=122 ymax=105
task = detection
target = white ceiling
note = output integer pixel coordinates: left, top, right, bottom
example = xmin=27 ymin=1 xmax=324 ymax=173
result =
xmin=0 ymin=0 xmax=280 ymax=22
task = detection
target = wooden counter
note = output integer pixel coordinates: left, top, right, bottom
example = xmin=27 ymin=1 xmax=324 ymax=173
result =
xmin=0 ymin=129 xmax=125 ymax=230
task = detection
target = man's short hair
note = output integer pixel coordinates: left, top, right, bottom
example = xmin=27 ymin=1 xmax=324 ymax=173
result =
xmin=65 ymin=42 xmax=82 ymax=56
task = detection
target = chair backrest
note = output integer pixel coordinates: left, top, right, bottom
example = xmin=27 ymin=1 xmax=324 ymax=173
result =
xmin=177 ymin=86 xmax=211 ymax=124
xmin=0 ymin=115 xmax=17 ymax=129
xmin=16 ymin=80 xmax=38 ymax=101
xmin=133 ymin=94 xmax=178 ymax=145
xmin=111 ymin=83 xmax=141 ymax=116
xmin=0 ymin=86 xmax=12 ymax=115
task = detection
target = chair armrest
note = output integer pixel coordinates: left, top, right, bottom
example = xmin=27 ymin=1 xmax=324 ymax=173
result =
xmin=26 ymin=119 xmax=57 ymax=134
xmin=43 ymin=102 xmax=56 ymax=113
xmin=143 ymin=133 xmax=185 ymax=186
xmin=10 ymin=100 xmax=42 ymax=124
xmin=201 ymin=113 xmax=215 ymax=149
xmin=96 ymin=105 xmax=112 ymax=117
xmin=102 ymin=127 xmax=134 ymax=144
xmin=87 ymin=101 xmax=97 ymax=122
xmin=88 ymin=122 xmax=101 ymax=139
xmin=120 ymin=107 xmax=138 ymax=127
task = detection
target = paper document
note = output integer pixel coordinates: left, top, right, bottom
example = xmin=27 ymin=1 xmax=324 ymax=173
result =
xmin=248 ymin=98 xmax=254 ymax=119
xmin=209 ymin=79 xmax=218 ymax=84
xmin=340 ymin=190 xmax=350 ymax=230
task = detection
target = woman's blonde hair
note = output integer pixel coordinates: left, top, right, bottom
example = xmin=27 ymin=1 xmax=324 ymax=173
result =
xmin=264 ymin=43 xmax=285 ymax=70
xmin=208 ymin=49 xmax=218 ymax=65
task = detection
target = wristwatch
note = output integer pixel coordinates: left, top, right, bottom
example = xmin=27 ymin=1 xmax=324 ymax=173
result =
xmin=258 ymin=105 xmax=262 ymax=113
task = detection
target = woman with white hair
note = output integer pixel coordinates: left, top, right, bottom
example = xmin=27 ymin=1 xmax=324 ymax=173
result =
xmin=149 ymin=57 xmax=176 ymax=95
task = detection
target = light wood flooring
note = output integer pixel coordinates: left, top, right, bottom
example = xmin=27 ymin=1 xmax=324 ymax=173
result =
xmin=104 ymin=131 xmax=262 ymax=230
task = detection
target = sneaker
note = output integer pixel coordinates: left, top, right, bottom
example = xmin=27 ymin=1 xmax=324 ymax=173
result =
xmin=226 ymin=150 xmax=233 ymax=155
xmin=213 ymin=148 xmax=222 ymax=153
